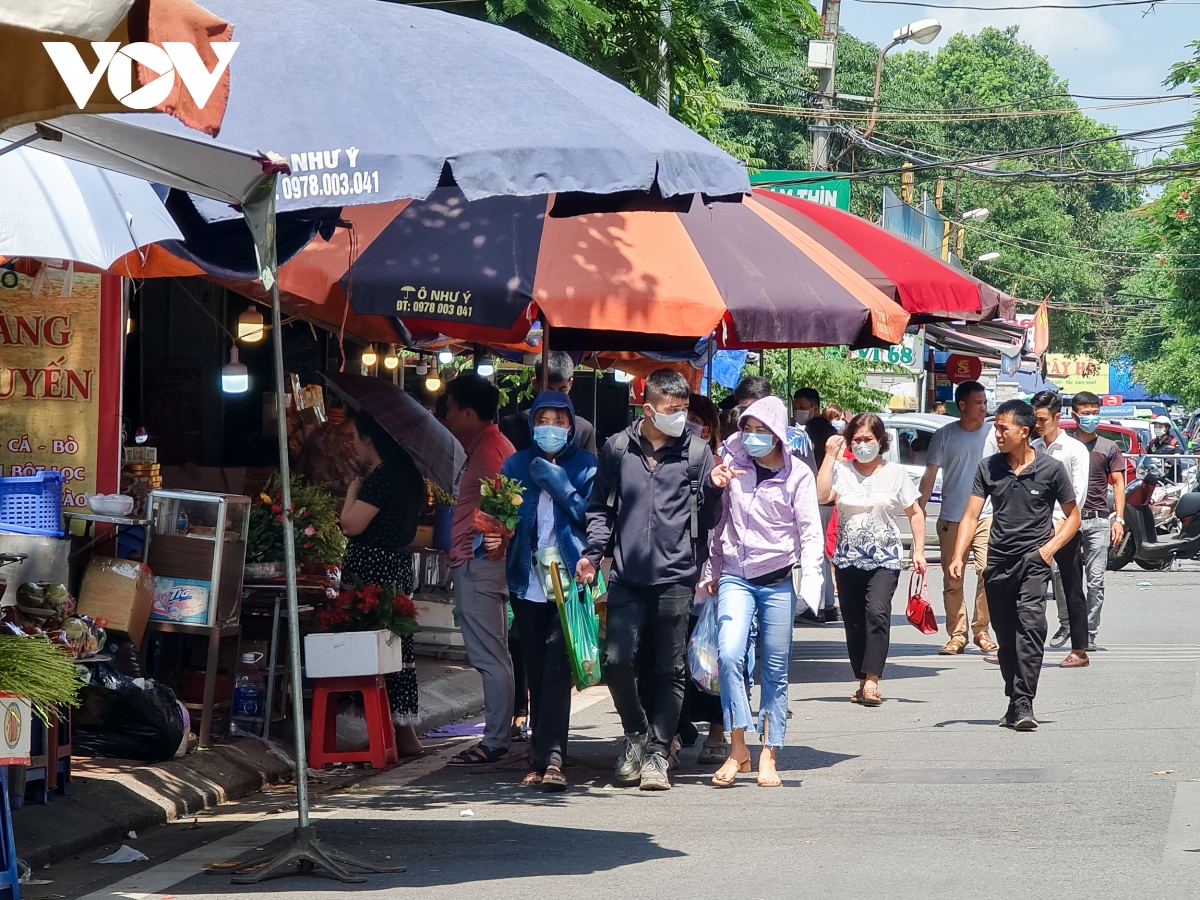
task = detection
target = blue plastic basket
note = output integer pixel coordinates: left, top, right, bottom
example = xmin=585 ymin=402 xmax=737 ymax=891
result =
xmin=0 ymin=471 xmax=64 ymax=537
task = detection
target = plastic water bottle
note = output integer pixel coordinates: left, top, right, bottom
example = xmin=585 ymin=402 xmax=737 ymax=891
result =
xmin=231 ymin=652 xmax=265 ymax=730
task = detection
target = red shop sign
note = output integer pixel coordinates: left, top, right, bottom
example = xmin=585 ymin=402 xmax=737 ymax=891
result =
xmin=945 ymin=354 xmax=982 ymax=384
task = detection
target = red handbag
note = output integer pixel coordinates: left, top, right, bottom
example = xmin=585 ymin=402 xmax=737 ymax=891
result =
xmin=905 ymin=572 xmax=938 ymax=635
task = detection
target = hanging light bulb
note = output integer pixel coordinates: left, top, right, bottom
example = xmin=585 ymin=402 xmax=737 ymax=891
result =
xmin=361 ymin=345 xmax=378 ymax=367
xmin=134 ymin=426 xmax=149 ymax=445
xmin=221 ymin=346 xmax=249 ymax=393
xmin=125 ymin=315 xmax=135 ymax=335
xmin=237 ymin=305 xmax=265 ymax=343
xmin=416 ymin=360 xmax=429 ymax=376
xmin=425 ymin=374 xmax=443 ymax=392
xmin=438 ymin=349 xmax=454 ymax=365
xmin=383 ymin=344 xmax=399 ymax=370
xmin=475 ymin=350 xmax=495 ymax=378
xmin=613 ymin=369 xmax=634 ymax=383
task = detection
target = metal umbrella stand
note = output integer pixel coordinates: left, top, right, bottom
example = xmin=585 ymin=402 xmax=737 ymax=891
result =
xmin=229 ymin=179 xmax=404 ymax=885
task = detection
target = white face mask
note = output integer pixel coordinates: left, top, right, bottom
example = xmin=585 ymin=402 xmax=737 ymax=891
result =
xmin=650 ymin=405 xmax=687 ymax=438
xmin=852 ymin=442 xmax=880 ymax=463
xmin=794 ymin=409 xmax=810 ymax=425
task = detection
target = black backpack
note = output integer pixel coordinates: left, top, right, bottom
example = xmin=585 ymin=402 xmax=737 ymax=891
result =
xmin=605 ymin=431 xmax=708 ymax=542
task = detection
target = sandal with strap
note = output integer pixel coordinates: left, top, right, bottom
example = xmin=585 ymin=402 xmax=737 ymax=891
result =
xmin=541 ymin=765 xmax=568 ymax=792
xmin=711 ymin=756 xmax=751 ymax=787
xmin=522 ymin=770 xmax=544 ymax=787
xmin=861 ymin=685 xmax=882 ymax=707
xmin=447 ymin=743 xmax=508 ymax=766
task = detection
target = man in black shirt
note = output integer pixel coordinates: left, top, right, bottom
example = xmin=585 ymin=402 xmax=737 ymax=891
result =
xmin=500 ymin=351 xmax=597 ymax=455
xmin=949 ymin=400 xmax=1080 ymax=731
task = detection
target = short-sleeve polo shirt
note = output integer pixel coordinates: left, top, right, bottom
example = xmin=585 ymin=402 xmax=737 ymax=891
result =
xmin=971 ymin=450 xmax=1075 ymax=564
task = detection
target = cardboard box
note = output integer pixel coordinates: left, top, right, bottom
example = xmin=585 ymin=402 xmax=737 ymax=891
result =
xmin=304 ymin=630 xmax=406 ymax=678
xmin=0 ymin=694 xmax=32 ymax=765
xmin=77 ymin=556 xmax=155 ymax=644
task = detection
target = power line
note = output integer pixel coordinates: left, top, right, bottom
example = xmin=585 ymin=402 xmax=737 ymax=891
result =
xmin=851 ymin=0 xmax=1200 ymax=9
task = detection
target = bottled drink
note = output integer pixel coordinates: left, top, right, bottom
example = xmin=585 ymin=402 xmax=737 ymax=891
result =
xmin=231 ymin=652 xmax=265 ymax=730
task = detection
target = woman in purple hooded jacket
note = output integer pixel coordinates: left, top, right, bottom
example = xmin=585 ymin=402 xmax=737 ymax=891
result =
xmin=703 ymin=396 xmax=825 ymax=787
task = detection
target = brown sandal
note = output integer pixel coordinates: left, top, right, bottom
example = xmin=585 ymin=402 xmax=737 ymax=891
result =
xmin=711 ymin=757 xmax=750 ymax=787
xmin=861 ymin=685 xmax=882 ymax=707
xmin=541 ymin=765 xmax=567 ymax=792
xmin=522 ymin=770 xmax=543 ymax=787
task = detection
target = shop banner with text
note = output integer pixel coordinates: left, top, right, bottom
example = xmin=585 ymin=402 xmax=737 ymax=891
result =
xmin=0 ymin=270 xmax=121 ymax=507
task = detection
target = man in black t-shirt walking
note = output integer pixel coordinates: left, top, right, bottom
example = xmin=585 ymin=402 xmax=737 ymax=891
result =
xmin=949 ymin=400 xmax=1081 ymax=731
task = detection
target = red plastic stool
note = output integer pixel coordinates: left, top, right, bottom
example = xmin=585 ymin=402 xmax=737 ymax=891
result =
xmin=308 ymin=676 xmax=398 ymax=770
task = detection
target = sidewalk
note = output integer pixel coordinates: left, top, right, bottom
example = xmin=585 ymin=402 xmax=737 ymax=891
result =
xmin=11 ymin=657 xmax=485 ymax=868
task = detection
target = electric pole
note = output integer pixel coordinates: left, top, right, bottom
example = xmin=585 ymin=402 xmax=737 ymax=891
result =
xmin=658 ymin=1 xmax=672 ymax=113
xmin=810 ymin=0 xmax=840 ymax=171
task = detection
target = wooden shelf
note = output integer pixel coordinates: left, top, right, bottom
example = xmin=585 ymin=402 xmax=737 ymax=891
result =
xmin=146 ymin=621 xmax=240 ymax=638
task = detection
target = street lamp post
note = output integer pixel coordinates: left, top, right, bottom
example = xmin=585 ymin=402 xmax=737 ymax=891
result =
xmin=863 ymin=18 xmax=941 ymax=139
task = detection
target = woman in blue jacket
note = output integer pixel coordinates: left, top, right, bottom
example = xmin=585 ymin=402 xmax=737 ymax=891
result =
xmin=500 ymin=391 xmax=597 ymax=791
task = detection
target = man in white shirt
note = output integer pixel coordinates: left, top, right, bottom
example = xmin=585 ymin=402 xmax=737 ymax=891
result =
xmin=1030 ymin=390 xmax=1092 ymax=668
xmin=919 ymin=381 xmax=999 ymax=655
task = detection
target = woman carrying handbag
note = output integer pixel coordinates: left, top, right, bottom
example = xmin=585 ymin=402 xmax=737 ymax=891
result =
xmin=817 ymin=414 xmax=927 ymax=708
xmin=702 ymin=396 xmax=825 ymax=787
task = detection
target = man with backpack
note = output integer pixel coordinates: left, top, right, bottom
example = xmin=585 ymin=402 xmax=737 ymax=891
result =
xmin=577 ymin=369 xmax=722 ymax=791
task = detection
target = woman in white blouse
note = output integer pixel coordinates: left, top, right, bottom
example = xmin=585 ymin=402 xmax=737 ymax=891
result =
xmin=816 ymin=413 xmax=926 ymax=707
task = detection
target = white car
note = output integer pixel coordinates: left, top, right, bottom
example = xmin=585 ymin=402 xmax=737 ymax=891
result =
xmin=879 ymin=412 xmax=957 ymax=548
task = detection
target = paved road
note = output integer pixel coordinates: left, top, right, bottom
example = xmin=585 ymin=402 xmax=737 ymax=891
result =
xmin=38 ymin=565 xmax=1200 ymax=900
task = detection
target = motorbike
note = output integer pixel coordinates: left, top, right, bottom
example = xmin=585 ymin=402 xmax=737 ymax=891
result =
xmin=1108 ymin=455 xmax=1200 ymax=571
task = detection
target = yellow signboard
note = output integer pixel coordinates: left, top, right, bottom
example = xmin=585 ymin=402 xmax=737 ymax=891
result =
xmin=1046 ymin=354 xmax=1109 ymax=394
xmin=0 ymin=270 xmax=104 ymax=508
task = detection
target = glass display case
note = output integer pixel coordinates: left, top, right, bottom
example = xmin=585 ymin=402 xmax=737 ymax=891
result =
xmin=145 ymin=490 xmax=250 ymax=627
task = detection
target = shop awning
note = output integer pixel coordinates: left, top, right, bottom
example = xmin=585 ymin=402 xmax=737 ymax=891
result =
xmin=924 ymin=322 xmax=1030 ymax=364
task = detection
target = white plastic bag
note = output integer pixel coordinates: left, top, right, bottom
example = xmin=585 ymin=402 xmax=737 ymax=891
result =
xmin=687 ymin=598 xmax=721 ymax=695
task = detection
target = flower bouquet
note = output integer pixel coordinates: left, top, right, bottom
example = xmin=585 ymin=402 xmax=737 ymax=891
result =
xmin=472 ymin=474 xmax=525 ymax=560
xmin=247 ymin=474 xmax=346 ymax=565
xmin=315 ymin=578 xmax=420 ymax=639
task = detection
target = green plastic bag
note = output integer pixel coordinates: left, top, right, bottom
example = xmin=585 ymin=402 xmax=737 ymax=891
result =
xmin=550 ymin=562 xmax=604 ymax=691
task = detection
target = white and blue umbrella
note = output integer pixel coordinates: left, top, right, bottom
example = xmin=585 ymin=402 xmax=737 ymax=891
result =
xmin=0 ymin=143 xmax=180 ymax=268
xmin=12 ymin=0 xmax=749 ymax=220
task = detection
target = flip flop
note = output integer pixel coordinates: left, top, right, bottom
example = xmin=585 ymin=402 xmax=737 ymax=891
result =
xmin=522 ymin=770 xmax=544 ymax=786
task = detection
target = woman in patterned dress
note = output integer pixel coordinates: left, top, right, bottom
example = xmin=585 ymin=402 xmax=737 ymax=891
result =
xmin=340 ymin=411 xmax=427 ymax=753
xmin=816 ymin=413 xmax=927 ymax=708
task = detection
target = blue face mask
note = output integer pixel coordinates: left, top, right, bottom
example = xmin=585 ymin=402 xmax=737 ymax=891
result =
xmin=742 ymin=432 xmax=776 ymax=458
xmin=1077 ymin=414 xmax=1101 ymax=433
xmin=533 ymin=424 xmax=569 ymax=455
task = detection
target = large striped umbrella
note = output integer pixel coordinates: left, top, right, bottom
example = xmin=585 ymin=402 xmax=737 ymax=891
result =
xmin=125 ymin=188 xmax=910 ymax=349
xmin=754 ymin=189 xmax=1013 ymax=321
xmin=110 ymin=188 xmax=933 ymax=349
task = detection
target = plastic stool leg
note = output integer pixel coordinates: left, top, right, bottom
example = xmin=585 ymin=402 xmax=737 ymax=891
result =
xmin=362 ymin=677 xmax=397 ymax=769
xmin=376 ymin=678 xmax=398 ymax=762
xmin=307 ymin=685 xmax=332 ymax=769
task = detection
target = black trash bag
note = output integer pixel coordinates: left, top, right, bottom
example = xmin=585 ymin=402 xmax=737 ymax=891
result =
xmin=73 ymin=663 xmax=186 ymax=761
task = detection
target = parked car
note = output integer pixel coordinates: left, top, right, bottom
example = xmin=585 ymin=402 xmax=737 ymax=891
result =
xmin=879 ymin=412 xmax=954 ymax=548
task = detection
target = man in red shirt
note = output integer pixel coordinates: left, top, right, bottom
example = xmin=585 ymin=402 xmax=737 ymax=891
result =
xmin=443 ymin=374 xmax=516 ymax=766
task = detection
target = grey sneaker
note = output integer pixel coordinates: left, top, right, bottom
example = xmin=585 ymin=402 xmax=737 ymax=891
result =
xmin=998 ymin=703 xmax=1016 ymax=728
xmin=1049 ymin=626 xmax=1070 ymax=649
xmin=614 ymin=732 xmax=647 ymax=785
xmin=1086 ymin=639 xmax=1098 ymax=653
xmin=639 ymin=753 xmax=671 ymax=791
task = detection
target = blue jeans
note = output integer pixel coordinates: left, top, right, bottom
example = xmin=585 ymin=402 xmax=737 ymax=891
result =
xmin=717 ymin=575 xmax=796 ymax=747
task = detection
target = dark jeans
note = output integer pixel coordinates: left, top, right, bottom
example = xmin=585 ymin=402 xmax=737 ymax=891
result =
xmin=510 ymin=597 xmax=572 ymax=770
xmin=603 ymin=581 xmax=691 ymax=758
xmin=834 ymin=567 xmax=899 ymax=680
xmin=1050 ymin=531 xmax=1089 ymax=651
xmin=509 ymin=604 xmax=529 ymax=719
xmin=984 ymin=551 xmax=1051 ymax=707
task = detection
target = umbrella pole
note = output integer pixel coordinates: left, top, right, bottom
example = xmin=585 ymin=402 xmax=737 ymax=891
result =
xmin=231 ymin=179 xmax=404 ymax=885
xmin=787 ymin=348 xmax=792 ymax=404
xmin=541 ymin=322 xmax=549 ymax=393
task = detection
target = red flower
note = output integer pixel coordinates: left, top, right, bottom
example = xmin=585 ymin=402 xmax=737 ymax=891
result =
xmin=392 ymin=593 xmax=418 ymax=620
xmin=1178 ymin=209 xmax=1189 ymax=220
xmin=359 ymin=587 xmax=380 ymax=613
xmin=304 ymin=540 xmax=313 ymax=549
xmin=1182 ymin=191 xmax=1190 ymax=200
xmin=275 ymin=514 xmax=283 ymax=522
xmin=271 ymin=503 xmax=282 ymax=514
